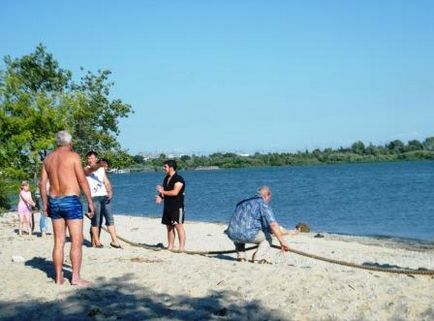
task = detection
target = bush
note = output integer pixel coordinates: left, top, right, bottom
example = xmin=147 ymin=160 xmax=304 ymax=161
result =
xmin=0 ymin=178 xmax=11 ymax=212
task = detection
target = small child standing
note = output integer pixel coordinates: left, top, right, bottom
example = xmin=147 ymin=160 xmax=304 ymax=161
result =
xmin=17 ymin=180 xmax=35 ymax=237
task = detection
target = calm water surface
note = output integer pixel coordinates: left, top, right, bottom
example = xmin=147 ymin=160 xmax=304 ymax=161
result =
xmin=109 ymin=161 xmax=434 ymax=243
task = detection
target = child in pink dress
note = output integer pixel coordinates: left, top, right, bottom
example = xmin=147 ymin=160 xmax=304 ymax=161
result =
xmin=17 ymin=180 xmax=35 ymax=237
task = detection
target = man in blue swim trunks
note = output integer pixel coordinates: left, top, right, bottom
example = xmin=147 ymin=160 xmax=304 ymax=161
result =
xmin=39 ymin=130 xmax=94 ymax=286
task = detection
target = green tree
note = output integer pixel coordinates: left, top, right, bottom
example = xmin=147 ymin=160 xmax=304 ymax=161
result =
xmin=69 ymin=69 xmax=133 ymax=155
xmin=423 ymin=137 xmax=434 ymax=151
xmin=180 ymin=155 xmax=191 ymax=162
xmin=0 ymin=44 xmax=133 ymax=180
xmin=103 ymin=150 xmax=134 ymax=169
xmin=386 ymin=140 xmax=405 ymax=153
xmin=351 ymin=141 xmax=365 ymax=154
xmin=365 ymin=143 xmax=378 ymax=156
xmin=132 ymin=154 xmax=145 ymax=164
xmin=406 ymin=139 xmax=423 ymax=152
xmin=0 ymin=44 xmax=71 ymax=178
xmin=0 ymin=178 xmax=12 ymax=212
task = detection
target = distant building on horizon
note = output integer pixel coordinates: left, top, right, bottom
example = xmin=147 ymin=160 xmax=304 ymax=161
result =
xmin=138 ymin=151 xmax=188 ymax=160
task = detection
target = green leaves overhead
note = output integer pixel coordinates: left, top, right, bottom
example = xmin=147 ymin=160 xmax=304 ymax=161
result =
xmin=0 ymin=44 xmax=133 ymax=179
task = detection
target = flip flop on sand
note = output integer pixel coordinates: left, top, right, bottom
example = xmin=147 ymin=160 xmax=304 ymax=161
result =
xmin=110 ymin=242 xmax=122 ymax=249
xmin=249 ymin=259 xmax=273 ymax=264
xmin=257 ymin=259 xmax=272 ymax=265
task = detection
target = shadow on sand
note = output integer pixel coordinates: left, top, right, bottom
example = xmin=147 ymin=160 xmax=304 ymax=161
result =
xmin=24 ymin=256 xmax=73 ymax=284
xmin=9 ymin=258 xmax=434 ymax=321
xmin=0 ymin=273 xmax=290 ymax=321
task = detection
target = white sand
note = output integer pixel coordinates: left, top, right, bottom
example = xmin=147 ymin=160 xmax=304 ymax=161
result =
xmin=1 ymin=211 xmax=433 ymax=321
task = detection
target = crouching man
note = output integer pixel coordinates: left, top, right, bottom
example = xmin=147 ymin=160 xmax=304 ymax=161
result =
xmin=226 ymin=186 xmax=289 ymax=263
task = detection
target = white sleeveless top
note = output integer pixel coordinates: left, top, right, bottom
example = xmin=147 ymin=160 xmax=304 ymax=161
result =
xmin=86 ymin=167 xmax=108 ymax=197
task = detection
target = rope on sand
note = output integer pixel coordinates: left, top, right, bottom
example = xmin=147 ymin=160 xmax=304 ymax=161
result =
xmin=96 ymin=223 xmax=434 ymax=276
xmin=270 ymin=244 xmax=434 ymax=276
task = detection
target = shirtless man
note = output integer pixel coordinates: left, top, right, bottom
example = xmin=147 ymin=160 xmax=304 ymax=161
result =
xmin=39 ymin=130 xmax=94 ymax=285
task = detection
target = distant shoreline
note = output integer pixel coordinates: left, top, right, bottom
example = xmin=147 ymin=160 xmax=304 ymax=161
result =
xmin=120 ymin=158 xmax=434 ymax=173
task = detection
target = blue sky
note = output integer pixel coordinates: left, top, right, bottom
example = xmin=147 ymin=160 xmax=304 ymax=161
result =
xmin=1 ymin=1 xmax=433 ymax=155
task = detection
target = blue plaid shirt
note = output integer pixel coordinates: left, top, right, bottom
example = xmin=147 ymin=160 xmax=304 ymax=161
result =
xmin=226 ymin=196 xmax=276 ymax=243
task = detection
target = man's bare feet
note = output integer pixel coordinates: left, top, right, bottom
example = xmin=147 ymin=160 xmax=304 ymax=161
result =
xmin=71 ymin=278 xmax=92 ymax=286
xmin=55 ymin=277 xmax=65 ymax=285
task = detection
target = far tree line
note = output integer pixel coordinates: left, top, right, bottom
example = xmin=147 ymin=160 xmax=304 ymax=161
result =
xmin=131 ymin=137 xmax=434 ymax=170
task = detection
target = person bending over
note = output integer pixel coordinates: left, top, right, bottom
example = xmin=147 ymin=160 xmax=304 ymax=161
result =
xmin=226 ymin=186 xmax=289 ymax=263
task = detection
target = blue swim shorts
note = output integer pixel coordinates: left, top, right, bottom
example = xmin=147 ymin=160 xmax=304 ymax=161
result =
xmin=48 ymin=195 xmax=83 ymax=220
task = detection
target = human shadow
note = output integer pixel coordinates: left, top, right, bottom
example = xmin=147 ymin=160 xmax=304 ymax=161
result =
xmin=24 ymin=256 xmax=72 ymax=282
xmin=210 ymin=253 xmax=237 ymax=261
xmin=362 ymin=262 xmax=405 ymax=270
xmin=13 ymin=228 xmax=32 ymax=236
xmin=82 ymin=238 xmax=93 ymax=247
xmin=0 ymin=273 xmax=289 ymax=321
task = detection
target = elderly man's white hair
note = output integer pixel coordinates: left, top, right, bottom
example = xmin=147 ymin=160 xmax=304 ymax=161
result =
xmin=56 ymin=130 xmax=72 ymax=146
xmin=257 ymin=185 xmax=271 ymax=197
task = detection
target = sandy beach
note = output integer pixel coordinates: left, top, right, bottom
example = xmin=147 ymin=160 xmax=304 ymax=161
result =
xmin=0 ymin=211 xmax=433 ymax=321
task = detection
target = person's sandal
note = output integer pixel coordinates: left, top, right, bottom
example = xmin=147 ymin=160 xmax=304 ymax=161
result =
xmin=257 ymin=259 xmax=272 ymax=265
xmin=236 ymin=258 xmax=246 ymax=262
xmin=110 ymin=242 xmax=122 ymax=249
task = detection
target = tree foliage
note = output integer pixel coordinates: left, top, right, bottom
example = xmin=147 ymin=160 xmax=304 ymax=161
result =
xmin=69 ymin=69 xmax=133 ymax=155
xmin=0 ymin=178 xmax=11 ymax=212
xmin=0 ymin=44 xmax=133 ymax=179
xmin=423 ymin=137 xmax=434 ymax=151
xmin=133 ymin=137 xmax=434 ymax=171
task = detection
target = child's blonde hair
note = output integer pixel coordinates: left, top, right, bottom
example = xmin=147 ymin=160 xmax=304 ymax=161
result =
xmin=20 ymin=180 xmax=29 ymax=189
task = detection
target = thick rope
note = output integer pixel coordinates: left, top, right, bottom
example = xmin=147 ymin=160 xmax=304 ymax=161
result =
xmin=96 ymin=223 xmax=434 ymax=276
xmin=115 ymin=231 xmax=259 ymax=254
xmin=270 ymin=244 xmax=434 ymax=276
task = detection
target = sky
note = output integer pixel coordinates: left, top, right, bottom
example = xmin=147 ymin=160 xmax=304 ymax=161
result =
xmin=1 ymin=1 xmax=433 ymax=155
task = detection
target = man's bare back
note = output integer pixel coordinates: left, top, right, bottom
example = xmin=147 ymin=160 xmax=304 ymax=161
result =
xmin=40 ymin=145 xmax=93 ymax=216
xmin=43 ymin=147 xmax=84 ymax=196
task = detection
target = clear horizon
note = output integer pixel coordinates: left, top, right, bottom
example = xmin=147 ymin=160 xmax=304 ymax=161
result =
xmin=1 ymin=1 xmax=433 ymax=155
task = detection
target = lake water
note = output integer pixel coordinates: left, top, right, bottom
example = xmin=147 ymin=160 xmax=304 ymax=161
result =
xmin=109 ymin=161 xmax=434 ymax=243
